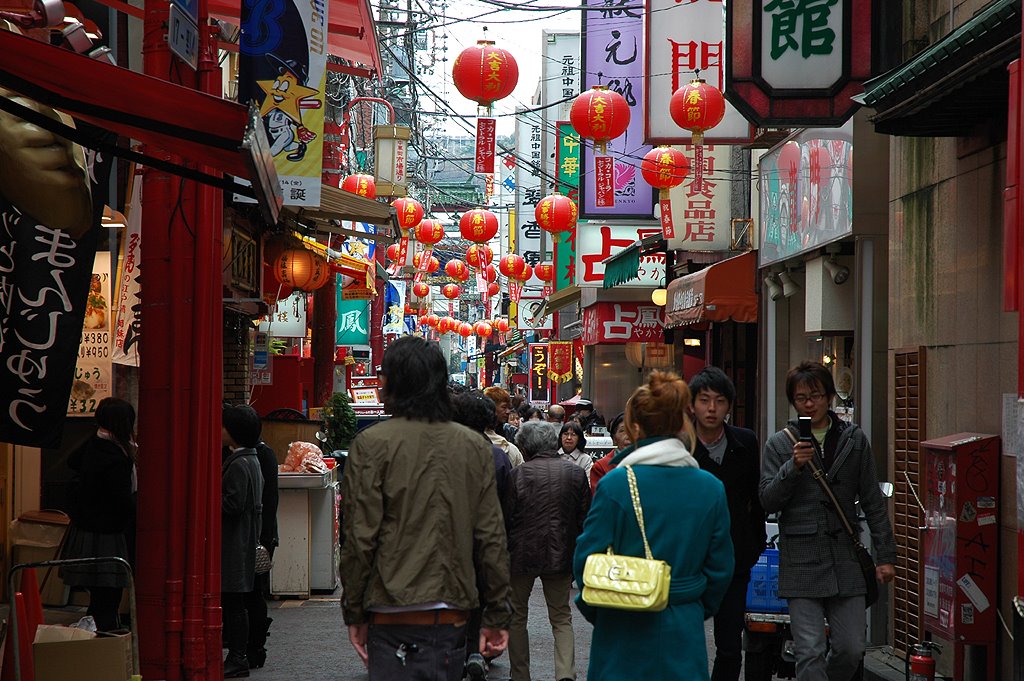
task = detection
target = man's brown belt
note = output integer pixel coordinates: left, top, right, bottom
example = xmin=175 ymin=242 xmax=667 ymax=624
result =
xmin=368 ymin=610 xmax=470 ymax=626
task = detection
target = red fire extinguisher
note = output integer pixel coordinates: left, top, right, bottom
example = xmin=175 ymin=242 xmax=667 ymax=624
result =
xmin=908 ymin=641 xmax=941 ymax=681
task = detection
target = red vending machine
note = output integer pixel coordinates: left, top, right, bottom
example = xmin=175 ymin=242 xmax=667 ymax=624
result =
xmin=920 ymin=433 xmax=999 ymax=681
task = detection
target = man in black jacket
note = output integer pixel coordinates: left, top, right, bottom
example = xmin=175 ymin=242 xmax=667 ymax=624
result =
xmin=244 ymin=436 xmax=279 ymax=669
xmin=689 ymin=367 xmax=766 ymax=681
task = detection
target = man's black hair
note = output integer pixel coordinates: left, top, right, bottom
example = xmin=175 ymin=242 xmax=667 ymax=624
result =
xmin=380 ymin=336 xmax=453 ymax=422
xmin=688 ymin=366 xmax=736 ymax=406
xmin=451 ymin=390 xmax=497 ymax=434
xmin=223 ymin=404 xmax=262 ymax=448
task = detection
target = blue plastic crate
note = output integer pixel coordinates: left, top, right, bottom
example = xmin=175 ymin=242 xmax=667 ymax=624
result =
xmin=745 ymin=548 xmax=788 ymax=613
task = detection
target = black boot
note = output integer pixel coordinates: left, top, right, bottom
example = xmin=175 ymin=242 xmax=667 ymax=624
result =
xmin=247 ymin=615 xmax=271 ymax=668
xmin=224 ymin=611 xmax=250 ymax=678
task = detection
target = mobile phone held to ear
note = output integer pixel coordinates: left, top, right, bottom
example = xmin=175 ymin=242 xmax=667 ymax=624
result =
xmin=798 ymin=416 xmax=813 ymax=442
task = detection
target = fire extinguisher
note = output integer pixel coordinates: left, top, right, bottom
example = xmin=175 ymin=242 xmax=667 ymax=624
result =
xmin=907 ymin=640 xmax=941 ymax=681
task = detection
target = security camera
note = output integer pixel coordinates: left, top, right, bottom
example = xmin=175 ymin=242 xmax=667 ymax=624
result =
xmin=778 ymin=270 xmax=800 ymax=298
xmin=823 ymin=257 xmax=850 ymax=285
xmin=762 ymin=274 xmax=783 ymax=302
xmin=0 ymin=0 xmax=64 ymax=29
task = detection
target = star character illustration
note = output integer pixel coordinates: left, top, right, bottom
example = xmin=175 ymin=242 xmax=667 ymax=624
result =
xmin=257 ymin=54 xmax=322 ymax=162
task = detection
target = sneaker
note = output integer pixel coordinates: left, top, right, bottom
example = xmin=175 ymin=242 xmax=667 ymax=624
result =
xmin=465 ymin=653 xmax=487 ymax=680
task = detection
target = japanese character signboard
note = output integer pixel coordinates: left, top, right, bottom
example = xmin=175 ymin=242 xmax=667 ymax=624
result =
xmin=554 ymin=122 xmax=579 ymax=290
xmin=528 ymin=343 xmax=550 ymax=403
xmin=257 ymin=291 xmax=308 ymax=338
xmin=575 ymin=223 xmax=665 ymax=289
xmin=547 ymin=341 xmax=573 ymax=382
xmin=335 ymin=295 xmax=370 ymax=346
xmin=582 ymin=302 xmax=665 ymax=345
xmin=726 ymin=0 xmax=872 ymax=126
xmin=514 ymin=112 xmax=543 ymax=272
xmin=112 ymin=172 xmax=142 ymax=367
xmin=581 ymin=0 xmax=655 ymax=218
xmin=475 ymin=117 xmax=497 ymax=173
xmin=542 ymin=31 xmax=580 ymax=183
xmin=646 ymin=0 xmax=753 ymax=144
xmin=666 ymin=145 xmax=733 ymax=250
xmin=69 ymin=252 xmax=113 ymax=417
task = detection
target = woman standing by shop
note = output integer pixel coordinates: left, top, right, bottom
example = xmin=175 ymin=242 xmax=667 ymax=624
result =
xmin=572 ymin=371 xmax=734 ymax=681
xmin=60 ymin=397 xmax=137 ymax=632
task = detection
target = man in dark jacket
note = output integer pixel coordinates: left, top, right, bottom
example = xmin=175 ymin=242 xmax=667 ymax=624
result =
xmin=505 ymin=420 xmax=590 ymax=681
xmin=689 ymin=367 xmax=766 ymax=681
xmin=244 ymin=437 xmax=279 ymax=669
xmin=221 ymin=404 xmax=265 ymax=678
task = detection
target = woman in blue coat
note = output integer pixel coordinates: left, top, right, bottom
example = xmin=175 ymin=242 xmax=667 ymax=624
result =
xmin=573 ymin=371 xmax=735 ymax=681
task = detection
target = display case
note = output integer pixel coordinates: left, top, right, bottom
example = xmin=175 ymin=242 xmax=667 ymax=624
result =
xmin=271 ymin=469 xmax=339 ymax=598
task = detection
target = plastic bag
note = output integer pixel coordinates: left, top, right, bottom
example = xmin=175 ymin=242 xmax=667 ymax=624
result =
xmin=281 ymin=441 xmax=328 ymax=474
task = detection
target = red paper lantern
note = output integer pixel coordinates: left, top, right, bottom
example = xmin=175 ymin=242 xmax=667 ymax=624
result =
xmin=415 ymin=218 xmax=444 ymax=245
xmin=516 ymin=263 xmax=533 ymax=282
xmin=570 ymin=86 xmax=630 ymax=154
xmin=413 ymin=252 xmax=440 ymax=273
xmin=535 ymin=262 xmax=554 ymax=283
xmin=669 ymin=78 xmax=726 ymax=145
xmin=274 ymin=249 xmax=331 ymax=291
xmin=442 ymin=283 xmax=462 ymax=299
xmin=459 ymin=209 xmax=499 ymax=244
xmin=386 ymin=243 xmax=402 ymax=262
xmin=451 ymin=40 xmax=519 ymax=110
xmin=641 ymin=146 xmax=690 ymax=190
xmin=535 ymin=193 xmax=578 ymax=234
xmin=438 ymin=317 xmax=453 ymax=333
xmin=494 ymin=318 xmax=510 ymax=333
xmin=474 ymin=321 xmax=493 ymax=337
xmin=457 ymin=322 xmax=474 ymax=338
xmin=466 ymin=243 xmax=494 ymax=269
xmin=487 ymin=282 xmax=500 ymax=297
xmin=404 ymin=304 xmax=414 ymax=315
xmin=426 ymin=314 xmax=440 ymax=328
xmin=412 ymin=281 xmax=430 ymax=298
xmin=498 ymin=253 xmax=526 ymax=279
xmin=392 ymin=197 xmax=424 ymax=231
xmin=445 ymin=259 xmax=470 ymax=282
xmin=483 ymin=264 xmax=497 ymax=283
xmin=341 ymin=174 xmax=376 ymax=199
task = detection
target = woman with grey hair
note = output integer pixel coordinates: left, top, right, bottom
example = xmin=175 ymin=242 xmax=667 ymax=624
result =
xmin=504 ymin=421 xmax=591 ymax=681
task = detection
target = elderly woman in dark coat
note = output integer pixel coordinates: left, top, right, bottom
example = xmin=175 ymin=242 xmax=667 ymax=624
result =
xmin=221 ymin=404 xmax=264 ymax=678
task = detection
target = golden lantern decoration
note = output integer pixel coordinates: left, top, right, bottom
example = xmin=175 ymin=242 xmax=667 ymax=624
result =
xmin=274 ymin=249 xmax=331 ymax=291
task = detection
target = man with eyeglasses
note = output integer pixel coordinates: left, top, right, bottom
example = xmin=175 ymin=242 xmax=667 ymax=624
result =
xmin=759 ymin=361 xmax=896 ymax=681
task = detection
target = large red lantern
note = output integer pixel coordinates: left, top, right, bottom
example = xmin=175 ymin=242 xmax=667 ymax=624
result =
xmin=517 ymin=263 xmax=533 ymax=282
xmin=474 ymin=321 xmax=493 ymax=338
xmin=392 ymin=197 xmax=424 ymax=231
xmin=437 ymin=317 xmax=454 ymax=334
xmin=386 ymin=243 xmax=402 ymax=262
xmin=459 ymin=209 xmax=499 ymax=244
xmin=426 ymin=314 xmax=440 ymax=328
xmin=274 ymin=249 xmax=331 ymax=291
xmin=669 ymin=78 xmax=726 ymax=145
xmin=413 ymin=252 xmax=440 ymax=273
xmin=535 ymin=193 xmax=578 ymax=234
xmin=415 ymin=219 xmax=445 ymax=245
xmin=341 ymin=174 xmax=376 ymax=199
xmin=451 ymin=40 xmax=519 ymax=111
xmin=466 ymin=243 xmax=494 ymax=269
xmin=487 ymin=282 xmax=500 ymax=297
xmin=498 ymin=253 xmax=527 ymax=279
xmin=457 ymin=322 xmax=474 ymax=338
xmin=442 ymin=283 xmax=462 ymax=300
xmin=412 ymin=281 xmax=430 ymax=298
xmin=641 ymin=146 xmax=691 ymax=239
xmin=494 ymin=318 xmax=510 ymax=333
xmin=445 ymin=259 xmax=470 ymax=282
xmin=483 ymin=264 xmax=497 ymax=283
xmin=535 ymin=262 xmax=554 ymax=283
xmin=570 ymin=86 xmax=630 ymax=154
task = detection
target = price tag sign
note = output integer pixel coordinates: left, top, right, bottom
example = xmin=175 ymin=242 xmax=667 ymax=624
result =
xmin=168 ymin=3 xmax=199 ymax=70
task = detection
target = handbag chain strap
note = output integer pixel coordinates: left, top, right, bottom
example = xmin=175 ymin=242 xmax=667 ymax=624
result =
xmin=783 ymin=427 xmax=859 ymax=541
xmin=624 ymin=465 xmax=655 ymax=561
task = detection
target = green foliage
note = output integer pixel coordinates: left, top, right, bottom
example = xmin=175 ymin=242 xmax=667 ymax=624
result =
xmin=322 ymin=391 xmax=358 ymax=453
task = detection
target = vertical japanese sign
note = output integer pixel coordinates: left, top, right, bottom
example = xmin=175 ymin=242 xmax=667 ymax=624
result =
xmin=475 ymin=117 xmax=497 ymax=173
xmin=113 ymin=171 xmax=142 ymax=366
xmin=666 ymin=145 xmax=733 ymax=250
xmin=646 ymin=0 xmax=752 ymax=144
xmin=257 ymin=291 xmax=308 ymax=337
xmin=581 ymin=0 xmax=654 ymax=218
xmin=575 ymin=224 xmax=665 ymax=288
xmin=68 ymin=252 xmax=113 ymax=417
xmin=547 ymin=341 xmax=573 ymax=382
xmin=514 ymin=111 xmax=543 ymax=270
xmin=239 ymin=0 xmax=329 ymax=207
xmin=554 ymin=123 xmax=579 ymax=291
xmin=528 ymin=343 xmax=550 ymax=403
xmin=335 ymin=295 xmax=370 ymax=346
xmin=541 ymin=31 xmax=581 ymax=184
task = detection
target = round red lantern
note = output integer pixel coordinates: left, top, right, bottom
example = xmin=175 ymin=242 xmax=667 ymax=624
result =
xmin=451 ymin=40 xmax=519 ymax=111
xmin=413 ymin=252 xmax=440 ymax=273
xmin=426 ymin=314 xmax=440 ymax=328
xmin=459 ymin=209 xmax=499 ymax=244
xmin=418 ymin=314 xmax=429 ymax=326
xmin=457 ymin=322 xmax=474 ymax=338
xmin=392 ymin=197 xmax=424 ymax=232
xmin=442 ymin=283 xmax=462 ymax=300
xmin=516 ymin=263 xmax=533 ymax=282
xmin=412 ymin=281 xmax=430 ymax=298
xmin=404 ymin=304 xmax=415 ymax=315
xmin=483 ymin=264 xmax=497 ymax=283
xmin=415 ymin=218 xmax=444 ymax=245
xmin=274 ymin=249 xmax=331 ymax=291
xmin=668 ymin=78 xmax=726 ymax=145
xmin=466 ymin=243 xmax=494 ymax=269
xmin=498 ymin=253 xmax=526 ymax=279
xmin=437 ymin=317 xmax=453 ymax=334
xmin=486 ymin=282 xmax=500 ymax=297
xmin=535 ymin=261 xmax=554 ymax=283
xmin=445 ymin=259 xmax=470 ymax=282
xmin=474 ymin=321 xmax=493 ymax=338
xmin=386 ymin=243 xmax=402 ymax=262
xmin=535 ymin=193 xmax=578 ymax=234
xmin=641 ymin=146 xmax=690 ymax=191
xmin=341 ymin=174 xmax=376 ymax=199
xmin=494 ymin=318 xmax=510 ymax=333
xmin=570 ymin=86 xmax=631 ymax=154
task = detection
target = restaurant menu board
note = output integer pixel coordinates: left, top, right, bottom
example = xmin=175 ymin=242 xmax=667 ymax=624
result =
xmin=68 ymin=252 xmax=113 ymax=416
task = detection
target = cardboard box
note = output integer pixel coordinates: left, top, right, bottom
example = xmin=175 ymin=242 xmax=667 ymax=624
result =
xmin=34 ymin=632 xmax=132 ymax=681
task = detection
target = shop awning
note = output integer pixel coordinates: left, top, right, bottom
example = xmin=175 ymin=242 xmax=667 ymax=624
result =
xmin=854 ymin=0 xmax=1019 ymax=136
xmin=209 ymin=0 xmax=382 ymax=78
xmin=497 ymin=341 xmax=527 ymax=359
xmin=602 ymin=234 xmax=666 ymax=288
xmin=288 ymin=185 xmax=396 ymax=228
xmin=534 ymin=285 xmax=581 ymax=320
xmin=665 ymin=252 xmax=758 ymax=328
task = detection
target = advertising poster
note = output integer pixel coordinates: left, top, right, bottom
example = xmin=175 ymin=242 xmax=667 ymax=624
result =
xmin=238 ymin=0 xmax=329 ymax=207
xmin=581 ymin=0 xmax=654 ymax=218
xmin=68 ymin=252 xmax=113 ymax=417
xmin=112 ymin=170 xmax=143 ymax=366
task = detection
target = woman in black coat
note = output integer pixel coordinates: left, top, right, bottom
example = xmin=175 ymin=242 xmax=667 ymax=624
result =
xmin=60 ymin=397 xmax=137 ymax=632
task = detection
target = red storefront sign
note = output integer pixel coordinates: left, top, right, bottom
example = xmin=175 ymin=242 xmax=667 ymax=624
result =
xmin=581 ymin=302 xmax=665 ymax=345
xmin=475 ymin=117 xmax=497 ymax=173
xmin=547 ymin=341 xmax=573 ymax=383
xmin=594 ymin=156 xmax=615 ymax=207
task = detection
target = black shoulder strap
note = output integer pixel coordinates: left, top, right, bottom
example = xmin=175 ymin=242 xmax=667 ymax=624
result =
xmin=783 ymin=427 xmax=858 ymax=540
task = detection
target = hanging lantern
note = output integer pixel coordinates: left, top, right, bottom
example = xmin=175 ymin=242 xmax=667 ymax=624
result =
xmin=274 ymin=249 xmax=331 ymax=291
xmin=474 ymin=321 xmax=492 ymax=337
xmin=466 ymin=243 xmax=494 ymax=269
xmin=413 ymin=252 xmax=440 ymax=273
xmin=386 ymin=243 xmax=402 ymax=262
xmin=452 ymin=40 xmax=519 ymax=110
xmin=445 ymin=259 xmax=471 ymax=282
xmin=535 ymin=262 xmax=554 ymax=283
xmin=437 ymin=317 xmax=453 ymax=334
xmin=641 ymin=146 xmax=691 ymax=239
xmin=457 ymin=322 xmax=474 ymax=338
xmin=426 ymin=314 xmax=440 ymax=328
xmin=341 ymin=174 xmax=377 ymax=199
xmin=483 ymin=263 xmax=497 ymax=283
xmin=415 ymin=218 xmax=445 ymax=245
xmin=570 ymin=86 xmax=630 ymax=155
xmin=412 ymin=281 xmax=430 ymax=298
xmin=494 ymin=318 xmax=510 ymax=333
xmin=516 ymin=263 xmax=533 ymax=282
xmin=392 ymin=197 xmax=424 ymax=232
xmin=487 ymin=281 xmax=500 ymax=297
xmin=669 ymin=78 xmax=726 ymax=145
xmin=442 ymin=283 xmax=462 ymax=299
xmin=498 ymin=253 xmax=527 ymax=279
xmin=534 ymin=193 xmax=578 ymax=234
xmin=459 ymin=208 xmax=499 ymax=244
xmin=418 ymin=314 xmax=429 ymax=326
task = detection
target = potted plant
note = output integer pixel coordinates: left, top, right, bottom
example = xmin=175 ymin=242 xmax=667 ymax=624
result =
xmin=321 ymin=391 xmax=357 ymax=456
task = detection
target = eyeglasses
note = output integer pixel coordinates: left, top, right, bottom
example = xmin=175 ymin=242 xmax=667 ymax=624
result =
xmin=793 ymin=392 xmax=826 ymax=404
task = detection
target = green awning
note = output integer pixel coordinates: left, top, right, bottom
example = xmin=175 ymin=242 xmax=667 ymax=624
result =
xmin=601 ymin=234 xmax=666 ymax=289
xmin=855 ymin=0 xmax=1019 ymax=136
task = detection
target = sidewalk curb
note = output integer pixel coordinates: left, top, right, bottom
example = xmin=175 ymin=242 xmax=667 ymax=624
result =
xmin=864 ymin=649 xmax=906 ymax=681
